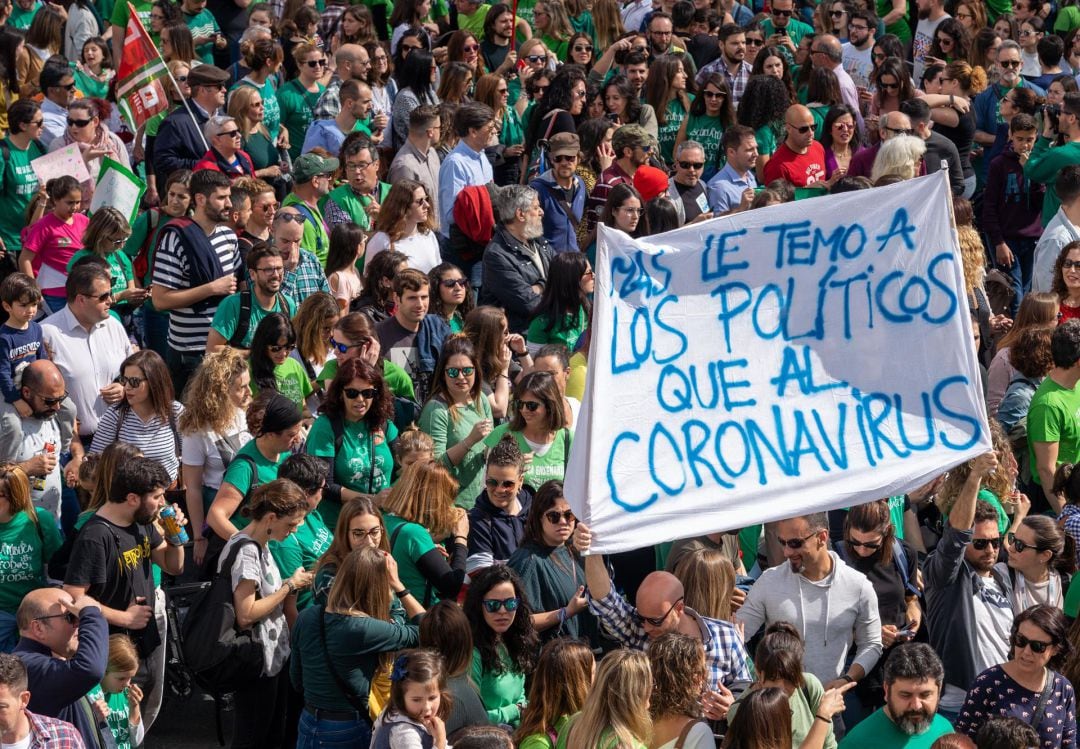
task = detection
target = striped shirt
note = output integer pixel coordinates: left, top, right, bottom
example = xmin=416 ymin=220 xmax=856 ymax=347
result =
xmin=91 ymin=401 xmax=185 ymax=482
xmin=152 ymin=226 xmax=240 ymax=354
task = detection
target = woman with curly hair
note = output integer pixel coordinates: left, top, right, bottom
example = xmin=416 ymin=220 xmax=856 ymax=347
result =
xmin=180 ymin=349 xmax=253 ymax=564
xmin=937 ymin=419 xmax=1019 ymax=536
xmin=676 ymin=74 xmax=735 ymax=180
xmin=464 ymin=564 xmax=539 ymax=728
xmin=306 ymin=358 xmax=396 ymax=529
xmin=475 ymin=72 xmax=526 ymax=186
xmin=382 ymin=459 xmax=470 ymax=606
xmin=955 ymin=196 xmax=1005 ymax=366
xmin=366 ymin=180 xmax=440 ymax=272
xmin=752 ymin=45 xmax=798 ymax=103
xmin=927 ymin=18 xmax=971 ymax=68
xmin=515 ymin=638 xmax=594 ymax=748
xmin=648 ymin=632 xmax=713 ymax=749
xmin=645 ymin=55 xmax=694 ymax=166
xmin=603 ymin=75 xmax=658 ymax=138
xmin=997 ymin=326 xmax=1054 ymax=434
xmin=737 ymin=74 xmax=790 ymax=180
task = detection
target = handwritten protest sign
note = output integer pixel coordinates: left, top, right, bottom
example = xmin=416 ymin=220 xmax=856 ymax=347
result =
xmin=565 ymin=173 xmax=991 ymax=555
xmin=30 ymin=144 xmax=90 ymax=186
xmin=90 ymin=158 xmax=146 ymax=226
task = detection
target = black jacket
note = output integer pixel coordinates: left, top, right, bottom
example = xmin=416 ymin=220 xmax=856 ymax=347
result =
xmin=467 ymin=488 xmax=533 ymax=571
xmin=151 ymin=101 xmax=212 ymax=194
xmin=479 ymin=225 xmax=554 ymax=332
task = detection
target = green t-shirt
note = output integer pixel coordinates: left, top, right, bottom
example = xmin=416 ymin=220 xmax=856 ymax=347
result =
xmin=232 ymin=77 xmax=281 ymax=142
xmin=658 ymin=97 xmax=691 ymax=166
xmin=67 ymin=249 xmax=134 ymax=322
xmin=316 ymin=358 xmax=415 ymax=400
xmin=457 ymin=4 xmax=491 ymax=35
xmin=110 ymin=0 xmax=151 ymax=33
xmin=471 ymin=644 xmax=526 ymax=727
xmin=269 ymin=508 xmax=332 ymax=610
xmin=685 ymin=112 xmax=727 ymax=173
xmin=839 ymin=707 xmax=953 ymax=748
xmin=541 ymin=34 xmax=570 ymax=63
xmin=306 ymin=415 xmax=398 ymax=529
xmin=252 ymin=357 xmax=313 ymax=409
xmin=212 ymin=292 xmax=297 ymax=349
xmin=220 ymin=439 xmax=285 ymax=528
xmin=281 ymin=192 xmax=331 ymax=267
xmin=9 ymin=0 xmax=41 ymax=29
xmin=87 ymin=685 xmax=138 ymax=749
xmin=1027 ymin=376 xmax=1080 ymax=485
xmin=0 ymin=137 xmax=45 ymax=254
xmin=526 ymin=306 xmax=587 ymax=351
xmin=754 ymin=121 xmax=783 ymax=158
xmin=520 ymin=715 xmax=571 ymax=749
xmin=278 ymin=80 xmax=326 ymax=162
xmin=761 ymin=17 xmax=816 ymax=56
xmin=182 ymin=7 xmax=220 ymax=65
xmin=1065 ymin=571 xmax=1080 ymax=618
xmin=874 ymin=0 xmax=911 ymax=42
xmin=0 ymin=510 xmax=62 ymax=613
xmin=419 ymin=396 xmax=492 ymax=509
xmin=382 ymin=511 xmax=441 ymax=603
xmin=483 ymin=424 xmax=572 ymax=491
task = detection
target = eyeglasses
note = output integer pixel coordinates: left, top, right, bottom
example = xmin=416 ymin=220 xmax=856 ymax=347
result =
xmin=1063 ymin=260 xmax=1080 ymax=270
xmin=956 ymin=11 xmax=974 ymax=18
xmin=440 ymin=278 xmax=468 ymax=288
xmin=573 ymin=45 xmax=593 ymax=53
xmin=1019 ymin=28 xmax=1038 ymax=36
xmin=552 ymin=154 xmax=576 ymax=163
xmin=344 ymin=386 xmax=379 ymax=400
xmin=306 ymin=59 xmax=329 ymax=68
xmin=217 ymin=129 xmax=242 ymax=138
xmin=29 ymin=118 xmax=43 ymax=127
xmin=482 ymin=597 xmax=520 ymax=613
xmin=350 ymin=526 xmax=383 ymax=540
xmin=515 ymin=399 xmax=542 ymax=412
xmin=1000 ymin=59 xmax=1023 ymax=68
xmin=330 ymin=336 xmax=366 ymax=353
xmin=346 ymin=161 xmax=374 ymax=172
xmin=112 ymin=237 xmax=129 ymax=247
xmin=119 ymin=375 xmax=145 ymax=388
xmin=633 ymin=596 xmax=683 ymax=627
xmin=177 ymin=75 xmax=188 ymax=83
xmin=256 ymin=265 xmax=285 ymax=275
xmin=260 ymin=202 xmax=279 ymax=212
xmin=776 ymin=531 xmax=819 ymax=549
xmin=30 ymin=387 xmax=67 ymax=406
xmin=848 ymin=23 xmax=869 ymax=30
xmin=277 ymin=213 xmax=308 ymax=224
xmin=834 ymin=122 xmax=855 ymax=130
xmin=1013 ymin=633 xmax=1055 ymax=654
xmin=879 ymin=81 xmax=900 ymax=90
xmin=463 ymin=43 xmax=479 ymax=52
xmin=268 ymin=343 xmax=294 ymax=353
xmin=1007 ymin=532 xmax=1045 ymax=553
xmin=787 ymin=123 xmax=813 ymax=133
xmin=34 ymin=612 xmax=78 ymax=625
xmin=678 ymin=160 xmax=705 ymax=169
xmin=497 ymin=87 xmax=508 ymax=94
xmin=847 ymin=538 xmax=882 ymax=550
xmin=411 ymin=196 xmax=430 ymax=206
xmin=80 ymin=290 xmax=112 ymax=303
xmin=771 ymin=8 xmax=792 ymax=15
xmin=446 ymin=366 xmax=475 ymax=379
xmin=703 ymin=90 xmax=725 ymax=99
xmin=937 ymin=36 xmax=954 ymax=45
xmin=67 ymin=117 xmax=92 ymax=127
xmin=970 ymin=537 xmax=1002 ymax=550
xmin=572 ymin=89 xmax=587 ymax=99
xmin=883 ymin=125 xmax=912 ymax=136
xmin=544 ymin=509 xmax=575 ymax=524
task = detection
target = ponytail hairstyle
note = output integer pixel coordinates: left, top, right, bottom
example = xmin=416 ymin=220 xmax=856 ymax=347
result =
xmin=1018 ymin=515 xmax=1077 ymax=577
xmin=753 ymin=621 xmax=806 ymax=688
xmin=242 ymin=478 xmax=308 ymax=520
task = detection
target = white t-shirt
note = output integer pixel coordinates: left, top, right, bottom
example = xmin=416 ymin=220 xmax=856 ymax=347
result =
xmin=842 ymin=43 xmax=874 ymax=89
xmin=221 ymin=534 xmax=289 ymax=677
xmin=180 ymin=410 xmax=251 ymax=489
xmin=971 ymin=574 xmax=1013 ymax=676
xmin=365 ymin=230 xmax=442 ymax=273
xmin=1022 ymin=49 xmax=1041 ymax=77
xmin=913 ymin=14 xmax=949 ymax=82
xmin=1 ymin=731 xmax=31 ymax=749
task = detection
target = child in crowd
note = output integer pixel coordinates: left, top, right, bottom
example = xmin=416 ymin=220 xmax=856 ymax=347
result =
xmin=0 ymin=272 xmax=46 ymax=418
xmin=371 ymin=649 xmax=452 ymax=749
xmin=88 ymin=634 xmax=145 ymax=749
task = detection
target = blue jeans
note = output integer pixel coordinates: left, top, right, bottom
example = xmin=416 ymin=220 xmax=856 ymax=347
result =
xmin=296 ymin=709 xmax=371 ymax=749
xmin=1000 ymin=236 xmax=1038 ymax=316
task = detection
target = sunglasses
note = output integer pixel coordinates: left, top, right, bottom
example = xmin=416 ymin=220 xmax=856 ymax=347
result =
xmin=277 ymin=213 xmax=308 ymax=224
xmin=463 ymin=43 xmax=479 ymax=51
xmin=446 ymin=366 xmax=475 ymax=378
xmin=440 ymin=278 xmax=468 ymax=288
xmin=776 ymin=531 xmax=818 ymax=549
xmin=268 ymin=343 xmax=294 ymax=353
xmin=552 ymin=154 xmax=576 ymax=163
xmin=306 ymin=59 xmax=329 ymax=68
xmin=573 ymin=45 xmax=593 ymax=53
xmin=1000 ymin=59 xmax=1022 ymax=68
xmin=516 ymin=399 xmax=542 ymax=412
xmin=32 ymin=390 xmax=67 ymax=407
xmin=177 ymin=75 xmax=188 ymax=82
xmin=525 ymin=54 xmax=546 ymax=63
xmin=678 ymin=161 xmax=705 ymax=169
xmin=482 ymin=597 xmax=520 ymax=613
xmin=344 ymin=387 xmax=379 ymax=400
xmin=746 ymin=37 xmax=764 ymax=45
xmin=971 ymin=537 xmax=1002 ymax=550
xmin=772 ymin=8 xmax=792 ymax=15
xmin=1063 ymin=260 xmax=1080 ymax=270
xmin=1013 ymin=633 xmax=1055 ymax=654
xmin=485 ymin=478 xmax=518 ymax=490
xmin=1007 ymin=533 xmax=1045 ymax=554
xmin=847 ymin=538 xmax=882 ymax=550
xmin=788 ymin=123 xmax=813 ymax=133
xmin=217 ymin=129 xmax=242 ymax=138
xmin=81 ymin=290 xmax=112 ymax=303
xmin=118 ymin=375 xmax=145 ymax=388
xmin=830 ymin=9 xmax=846 ymax=15
xmin=545 ymin=509 xmax=575 ymax=524
xmin=67 ymin=117 xmax=92 ymax=127
xmin=34 ymin=612 xmax=78 ymax=625
xmin=330 ymin=336 xmax=367 ymax=353
xmin=633 ymin=596 xmax=683 ymax=627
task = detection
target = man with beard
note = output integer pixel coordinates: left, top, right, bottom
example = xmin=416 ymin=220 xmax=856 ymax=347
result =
xmin=207 ymin=243 xmax=295 ymax=354
xmin=735 ymin=513 xmax=882 ymax=707
xmin=841 ymin=8 xmax=876 ymax=89
xmin=479 ymin=185 xmax=554 ymax=333
xmin=912 ymin=0 xmax=949 ymax=83
xmin=839 ymin=644 xmax=954 ymax=747
xmin=0 ymin=360 xmax=81 ymax=521
xmin=530 ymin=132 xmax=587 ymax=252
xmin=694 ymin=25 xmax=753 ymax=107
xmin=282 ymin=152 xmax=338 ymax=267
xmin=974 ymin=42 xmax=1046 ymax=166
xmin=62 ymin=457 xmax=184 ymax=741
xmin=150 ymin=169 xmax=241 ymax=397
xmin=924 ymin=450 xmax=1013 ymax=723
xmin=589 ymin=124 xmax=653 ymax=231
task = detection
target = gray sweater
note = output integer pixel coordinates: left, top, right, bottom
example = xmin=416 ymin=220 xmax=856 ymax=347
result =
xmin=735 ymin=552 xmax=883 ymax=683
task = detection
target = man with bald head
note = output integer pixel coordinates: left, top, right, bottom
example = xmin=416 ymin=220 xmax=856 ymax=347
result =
xmin=0 ymin=359 xmax=82 ymax=520
xmin=14 ymin=589 xmax=107 ymax=749
xmin=314 ymin=44 xmax=378 ymax=122
xmin=763 ymin=104 xmax=828 ymax=186
xmin=848 ymin=110 xmax=914 ymax=179
xmin=275 ymin=207 xmax=331 ymax=309
xmin=574 ymin=522 xmax=751 ymax=720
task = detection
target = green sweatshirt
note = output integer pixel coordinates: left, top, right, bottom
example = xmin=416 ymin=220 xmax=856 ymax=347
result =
xmin=471 ymin=644 xmax=526 ymax=727
xmin=1024 ymin=137 xmax=1080 ymax=226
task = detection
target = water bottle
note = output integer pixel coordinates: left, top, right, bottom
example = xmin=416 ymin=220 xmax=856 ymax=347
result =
xmin=29 ymin=442 xmax=55 ymax=491
xmin=160 ymin=505 xmax=189 ymax=545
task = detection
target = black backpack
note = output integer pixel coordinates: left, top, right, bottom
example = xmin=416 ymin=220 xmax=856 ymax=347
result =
xmin=181 ymin=537 xmax=264 ymax=693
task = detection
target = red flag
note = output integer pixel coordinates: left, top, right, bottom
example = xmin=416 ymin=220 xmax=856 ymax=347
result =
xmin=116 ymin=3 xmax=170 ymax=129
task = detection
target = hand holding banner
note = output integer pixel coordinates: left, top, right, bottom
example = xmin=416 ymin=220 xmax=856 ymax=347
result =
xmin=565 ymin=173 xmax=991 ymax=555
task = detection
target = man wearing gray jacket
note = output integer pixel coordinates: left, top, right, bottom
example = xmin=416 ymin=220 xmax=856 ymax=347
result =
xmin=735 ymin=512 xmax=883 ymax=697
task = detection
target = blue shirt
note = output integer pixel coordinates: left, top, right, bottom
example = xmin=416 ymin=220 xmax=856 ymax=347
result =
xmin=301 ymin=119 xmax=349 ymax=158
xmin=438 ymin=141 xmax=493 ymax=237
xmin=0 ymin=321 xmax=45 ymax=404
xmin=707 ymin=163 xmax=757 ymax=215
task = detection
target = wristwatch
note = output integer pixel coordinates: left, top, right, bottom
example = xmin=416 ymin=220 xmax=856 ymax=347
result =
xmin=285 ymin=580 xmax=297 ymax=594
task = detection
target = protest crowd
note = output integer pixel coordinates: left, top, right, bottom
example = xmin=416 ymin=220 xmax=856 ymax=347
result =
xmin=13 ymin=0 xmax=1080 ymax=745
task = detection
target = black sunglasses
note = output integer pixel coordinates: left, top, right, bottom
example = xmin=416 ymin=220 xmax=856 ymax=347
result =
xmin=31 ymin=389 xmax=68 ymax=407
xmin=515 ymin=399 xmax=542 ymax=412
xmin=35 ymin=612 xmax=77 ymax=625
xmin=482 ymin=597 xmax=519 ymax=613
xmin=678 ymin=161 xmax=705 ymax=169
xmin=788 ymin=123 xmax=813 ymax=133
xmin=118 ymin=375 xmax=145 ymax=388
xmin=268 ymin=343 xmax=294 ymax=353
xmin=485 ymin=478 xmax=517 ymax=490
xmin=971 ymin=537 xmax=1002 ymax=550
xmin=1007 ymin=532 xmax=1045 ymax=554
xmin=776 ymin=531 xmax=818 ymax=549
xmin=344 ymin=387 xmax=379 ymax=400
xmin=1000 ymin=59 xmax=1022 ymax=68
xmin=80 ymin=290 xmax=112 ymax=303
xmin=772 ymin=8 xmax=792 ymax=15
xmin=1013 ymin=632 xmax=1054 ymax=654
xmin=440 ymin=278 xmax=468 ymax=288
xmin=847 ymin=538 xmax=882 ymax=550
xmin=633 ymin=596 xmax=683 ymax=627
xmin=446 ymin=366 xmax=475 ymax=378
xmin=545 ymin=509 xmax=575 ymax=524
xmin=67 ymin=117 xmax=92 ymax=127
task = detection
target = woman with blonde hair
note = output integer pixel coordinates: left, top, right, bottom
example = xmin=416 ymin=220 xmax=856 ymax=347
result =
xmin=516 ymin=638 xmax=595 ymax=748
xmin=180 ymin=348 xmax=253 ymax=564
xmin=227 ymin=78 xmax=286 ymax=184
xmin=673 ymin=548 xmax=737 ymax=621
xmin=558 ymin=649 xmax=652 ymax=749
xmin=381 ymin=459 xmax=470 ymax=606
xmin=232 ymin=37 xmax=286 ymax=145
xmin=955 ymin=196 xmax=1006 ymax=367
xmin=535 ymin=0 xmax=574 ymax=61
xmin=365 ymin=180 xmax=440 ymax=273
xmin=649 ymin=632 xmax=714 ymax=749
xmin=292 ymin=291 xmax=340 ymax=387
xmin=475 ymin=72 xmax=526 ymax=186
xmin=591 ymin=0 xmax=625 ymax=50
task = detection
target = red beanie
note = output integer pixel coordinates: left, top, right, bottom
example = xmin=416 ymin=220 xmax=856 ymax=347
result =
xmin=633 ymin=165 xmax=669 ymax=203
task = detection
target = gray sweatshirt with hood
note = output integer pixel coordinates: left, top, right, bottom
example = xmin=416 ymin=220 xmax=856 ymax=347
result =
xmin=735 ymin=551 xmax=883 ymax=684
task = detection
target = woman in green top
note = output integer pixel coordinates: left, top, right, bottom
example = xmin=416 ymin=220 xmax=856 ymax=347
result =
xmin=73 ymin=37 xmax=113 ymax=99
xmin=676 ymin=74 xmax=735 ymax=181
xmin=228 ymin=79 xmax=287 ymax=186
xmin=535 ymin=0 xmax=573 ymax=62
xmin=250 ymin=313 xmax=314 ymax=411
xmin=483 ymin=372 xmax=573 ymax=491
xmin=419 ymin=336 xmax=493 ymax=509
xmin=268 ymin=454 xmax=336 ymax=612
xmin=806 ymin=67 xmax=844 ymax=139
xmin=67 ymin=208 xmax=145 ymax=331
xmin=0 ymin=464 xmax=62 ymax=652
xmin=277 ymin=42 xmax=326 ymax=162
xmin=876 ymin=0 xmax=910 ymax=44
xmin=557 ymin=649 xmax=652 ymax=749
xmin=427 ymin=263 xmax=472 ymax=333
xmin=232 ymin=37 xmax=285 ymax=144
xmin=476 ymin=73 xmax=526 ymax=187
xmin=736 ymin=74 xmax=790 ymax=182
xmin=526 ymin=252 xmax=592 ymax=357
xmin=464 ymin=564 xmax=538 ymax=728
xmin=306 ymin=357 xmax=397 ymax=529
xmin=515 ymin=638 xmax=594 ymax=749
xmin=645 ymin=55 xmax=694 ymax=167
xmin=313 ymin=496 xmax=388 ymax=604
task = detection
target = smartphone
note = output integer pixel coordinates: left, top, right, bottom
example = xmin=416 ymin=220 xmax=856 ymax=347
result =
xmin=776 ymin=27 xmax=788 ymax=35
xmin=897 ymin=621 xmax=917 ymax=639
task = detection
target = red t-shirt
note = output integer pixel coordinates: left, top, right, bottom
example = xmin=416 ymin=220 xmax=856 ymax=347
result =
xmin=1060 ymin=302 xmax=1080 ymax=324
xmin=763 ymin=141 xmax=828 ymax=187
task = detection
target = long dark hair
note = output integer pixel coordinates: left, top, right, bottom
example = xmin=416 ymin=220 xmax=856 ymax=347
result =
xmin=426 ymin=334 xmax=484 ymax=409
xmin=326 ymin=223 xmax=366 ymax=278
xmin=0 ymin=28 xmax=24 ymax=95
xmin=1010 ymin=604 xmax=1072 ymax=671
xmin=464 ymin=565 xmax=539 ymax=676
xmin=361 ymin=249 xmax=407 ymax=312
xmin=737 ymin=74 xmax=789 ymax=131
xmin=525 ymin=64 xmax=587 ymax=156
xmin=250 ymin=312 xmax=296 ymax=393
xmin=752 ymin=46 xmax=797 ymax=102
xmin=119 ymin=349 xmax=175 ymax=423
xmin=820 ymin=104 xmax=863 ymax=151
xmin=576 ymin=116 xmax=614 ymax=175
xmin=320 ymin=357 xmax=394 ymax=429
xmin=391 ymin=27 xmax=430 ymax=83
xmin=522 ymin=480 xmax=575 ymax=547
xmin=603 ymin=74 xmax=642 ymax=125
xmin=427 ymin=262 xmax=474 ymax=320
xmin=530 ymin=252 xmax=591 ymax=336
xmin=689 ymin=73 xmax=735 ymax=125
xmin=396 ymin=48 xmax=437 ymax=102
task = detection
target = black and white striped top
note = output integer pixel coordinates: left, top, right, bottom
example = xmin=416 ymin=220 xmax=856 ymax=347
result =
xmin=152 ymin=226 xmax=240 ymax=353
xmin=90 ymin=401 xmax=185 ymax=481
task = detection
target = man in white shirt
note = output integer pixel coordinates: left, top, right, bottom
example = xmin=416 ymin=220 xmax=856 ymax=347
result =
xmin=841 ymin=8 xmax=877 ymax=88
xmin=1033 ymin=165 xmax=1080 ymax=292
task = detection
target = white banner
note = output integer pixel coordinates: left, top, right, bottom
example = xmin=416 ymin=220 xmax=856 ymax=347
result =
xmin=565 ymin=173 xmax=992 ymax=555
